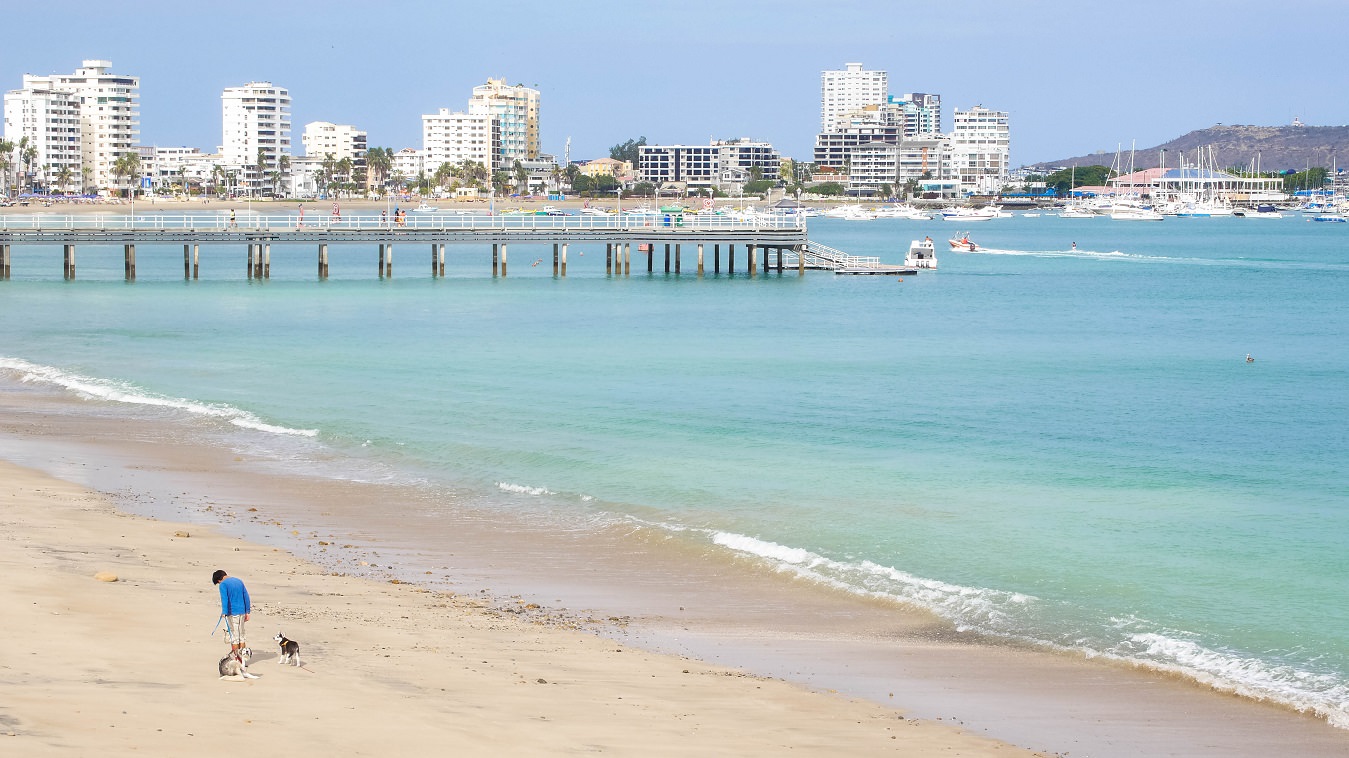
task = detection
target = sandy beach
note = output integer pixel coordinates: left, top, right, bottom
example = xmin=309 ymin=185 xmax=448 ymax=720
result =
xmin=0 ymin=454 xmax=1043 ymax=756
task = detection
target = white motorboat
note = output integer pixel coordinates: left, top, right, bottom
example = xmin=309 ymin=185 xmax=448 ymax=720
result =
xmin=940 ymin=205 xmax=1003 ymax=222
xmin=905 ymin=238 xmax=938 ymax=269
xmin=1110 ymin=205 xmax=1165 ymax=221
xmin=409 ymin=203 xmax=439 ymax=213
xmin=1058 ymin=206 xmax=1098 ymax=219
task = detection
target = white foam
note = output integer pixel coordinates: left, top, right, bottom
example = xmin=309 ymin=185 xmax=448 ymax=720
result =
xmin=0 ymin=356 xmax=318 ymax=438
xmin=701 ymin=526 xmax=1349 ymax=728
xmin=496 ymin=482 xmax=555 ymax=496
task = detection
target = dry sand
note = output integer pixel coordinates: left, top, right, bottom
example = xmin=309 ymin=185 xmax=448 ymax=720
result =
xmin=0 ymin=459 xmax=1041 ymax=757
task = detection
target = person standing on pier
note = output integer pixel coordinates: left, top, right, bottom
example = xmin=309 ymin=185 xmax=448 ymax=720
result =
xmin=229 ymin=209 xmax=236 ymax=228
xmin=298 ymin=204 xmax=305 ymax=229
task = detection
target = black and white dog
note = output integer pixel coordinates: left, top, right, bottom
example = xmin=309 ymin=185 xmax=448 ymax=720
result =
xmin=274 ymin=632 xmax=301 ymax=667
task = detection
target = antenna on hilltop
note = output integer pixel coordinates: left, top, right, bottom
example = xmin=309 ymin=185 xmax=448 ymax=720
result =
xmin=565 ymin=136 xmax=571 ymax=165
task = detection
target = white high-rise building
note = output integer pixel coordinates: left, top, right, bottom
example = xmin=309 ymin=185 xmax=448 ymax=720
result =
xmin=3 ymin=85 xmax=82 ymax=192
xmin=951 ymin=105 xmax=1010 ymax=194
xmin=302 ymin=121 xmax=367 ymax=161
xmin=468 ymin=78 xmax=540 ymax=168
xmin=12 ymin=60 xmax=139 ymax=191
xmin=221 ymin=81 xmax=291 ymax=196
xmin=421 ymin=108 xmax=499 ymax=176
xmin=820 ymin=62 xmax=887 ymax=132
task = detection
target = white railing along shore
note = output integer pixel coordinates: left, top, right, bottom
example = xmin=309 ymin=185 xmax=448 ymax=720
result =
xmin=0 ymin=212 xmax=805 ymax=233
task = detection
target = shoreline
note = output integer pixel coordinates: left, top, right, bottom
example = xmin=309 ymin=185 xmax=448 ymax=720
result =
xmin=2 ymin=377 xmax=1347 ymax=755
xmin=2 ymin=456 xmax=1025 ymax=756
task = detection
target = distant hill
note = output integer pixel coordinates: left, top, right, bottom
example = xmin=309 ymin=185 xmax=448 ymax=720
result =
xmin=1030 ymin=125 xmax=1349 ymax=172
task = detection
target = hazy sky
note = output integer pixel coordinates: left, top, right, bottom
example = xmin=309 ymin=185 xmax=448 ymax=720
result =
xmin=4 ymin=0 xmax=1343 ymax=166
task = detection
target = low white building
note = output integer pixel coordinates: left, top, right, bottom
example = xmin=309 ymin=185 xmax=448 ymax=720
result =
xmin=846 ymin=136 xmax=958 ymax=198
xmin=391 ymin=147 xmax=423 ymax=185
xmin=638 ymin=138 xmax=780 ymax=192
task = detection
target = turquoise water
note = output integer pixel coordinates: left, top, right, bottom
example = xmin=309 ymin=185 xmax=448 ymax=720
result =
xmin=3 ymin=213 xmax=1347 ymax=723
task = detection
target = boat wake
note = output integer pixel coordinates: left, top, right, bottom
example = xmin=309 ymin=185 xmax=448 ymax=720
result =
xmin=965 ymin=247 xmax=1348 ymax=270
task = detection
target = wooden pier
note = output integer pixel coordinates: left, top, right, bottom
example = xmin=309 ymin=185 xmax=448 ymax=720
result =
xmin=0 ymin=212 xmax=823 ymax=281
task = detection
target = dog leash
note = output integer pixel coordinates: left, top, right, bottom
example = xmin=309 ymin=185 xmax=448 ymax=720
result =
xmin=210 ymin=614 xmax=224 ymax=637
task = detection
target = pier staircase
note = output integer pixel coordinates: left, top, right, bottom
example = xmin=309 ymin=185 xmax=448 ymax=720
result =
xmin=793 ymin=241 xmax=882 ymax=270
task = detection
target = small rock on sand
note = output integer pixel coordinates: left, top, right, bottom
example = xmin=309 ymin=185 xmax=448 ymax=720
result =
xmin=94 ymin=571 xmax=118 ymax=582
xmin=174 ymin=530 xmax=190 ymax=538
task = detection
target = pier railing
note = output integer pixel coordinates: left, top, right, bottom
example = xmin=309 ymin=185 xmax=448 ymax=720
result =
xmin=0 ymin=212 xmax=805 ymax=233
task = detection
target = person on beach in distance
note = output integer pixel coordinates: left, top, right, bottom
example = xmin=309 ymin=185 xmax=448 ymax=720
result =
xmin=229 ymin=209 xmax=236 ymax=227
xmin=213 ymin=569 xmax=251 ymax=664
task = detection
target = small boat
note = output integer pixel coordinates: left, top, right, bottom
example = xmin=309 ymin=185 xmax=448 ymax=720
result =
xmin=947 ymin=233 xmax=977 ymax=252
xmin=1022 ymin=212 xmax=1041 ymax=218
xmin=905 ymin=238 xmax=938 ymax=269
xmin=409 ymin=203 xmax=439 ymax=213
xmin=1313 ymin=214 xmax=1347 ymax=223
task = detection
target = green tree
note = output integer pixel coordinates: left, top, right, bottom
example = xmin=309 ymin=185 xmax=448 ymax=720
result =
xmin=57 ymin=165 xmax=74 ymax=195
xmin=491 ymin=170 xmax=510 ymax=196
xmin=112 ymin=152 xmax=141 ymax=198
xmin=609 ymin=136 xmax=647 ymax=165
xmin=630 ymin=181 xmax=654 ymax=197
xmin=1042 ymin=165 xmax=1112 ymax=195
xmin=512 ymin=159 xmax=529 ymax=193
xmin=563 ymin=163 xmax=580 ymax=189
xmin=365 ymin=147 xmax=393 ymax=191
xmin=254 ymin=146 xmax=269 ymax=197
xmin=0 ymin=138 xmax=13 ymax=196
xmin=743 ymin=179 xmax=774 ymax=195
xmin=812 ymin=182 xmax=845 ymax=196
xmin=1283 ymin=167 xmax=1329 ymax=194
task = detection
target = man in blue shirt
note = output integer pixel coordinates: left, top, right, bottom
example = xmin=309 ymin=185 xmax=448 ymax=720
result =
xmin=212 ymin=570 xmax=251 ymax=667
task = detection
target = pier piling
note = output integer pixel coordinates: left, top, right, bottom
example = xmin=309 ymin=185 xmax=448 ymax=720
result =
xmin=183 ymin=244 xmax=191 ymax=279
xmin=1 ymin=244 xmax=10 ymax=280
xmin=124 ymin=244 xmax=136 ymax=281
xmin=623 ymin=243 xmax=630 ymax=275
xmin=664 ymin=243 xmax=670 ymax=274
xmin=676 ymin=244 xmax=681 ymax=274
xmin=264 ymin=243 xmax=271 ymax=279
xmin=729 ymin=244 xmax=735 ymax=274
xmin=553 ymin=243 xmax=559 ymax=276
xmin=63 ymin=244 xmax=75 ymax=280
xmin=492 ymin=243 xmax=499 ymax=277
xmin=605 ymin=243 xmax=612 ymax=274
xmin=797 ymin=243 xmax=804 ymax=276
xmin=748 ymin=244 xmax=756 ymax=278
xmin=697 ymin=243 xmax=704 ymax=276
xmin=318 ymin=243 xmax=329 ymax=279
xmin=715 ymin=244 xmax=720 ymax=274
xmin=500 ymin=243 xmax=507 ymax=277
xmin=561 ymin=243 xmax=567 ymax=277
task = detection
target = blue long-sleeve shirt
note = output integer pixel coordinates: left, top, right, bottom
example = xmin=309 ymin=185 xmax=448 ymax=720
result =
xmin=218 ymin=576 xmax=251 ymax=616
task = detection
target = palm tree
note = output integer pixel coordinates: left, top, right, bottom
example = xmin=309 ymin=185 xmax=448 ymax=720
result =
xmin=512 ymin=159 xmax=528 ymax=194
xmin=112 ymin=152 xmax=141 ymax=198
xmin=364 ymin=147 xmax=392 ymax=193
xmin=18 ymin=137 xmax=35 ymax=194
xmin=320 ymin=153 xmax=336 ymax=197
xmin=56 ymin=165 xmax=73 ymax=195
xmin=492 ymin=170 xmax=510 ymax=197
xmin=254 ymin=146 xmax=269 ymax=198
xmin=0 ymin=138 xmax=13 ymax=197
xmin=81 ymin=166 xmax=92 ymax=195
xmin=274 ymin=154 xmax=290 ymax=197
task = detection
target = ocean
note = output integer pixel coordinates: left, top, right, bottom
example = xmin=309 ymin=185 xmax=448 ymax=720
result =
xmin=2 ymin=211 xmax=1347 ymax=726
